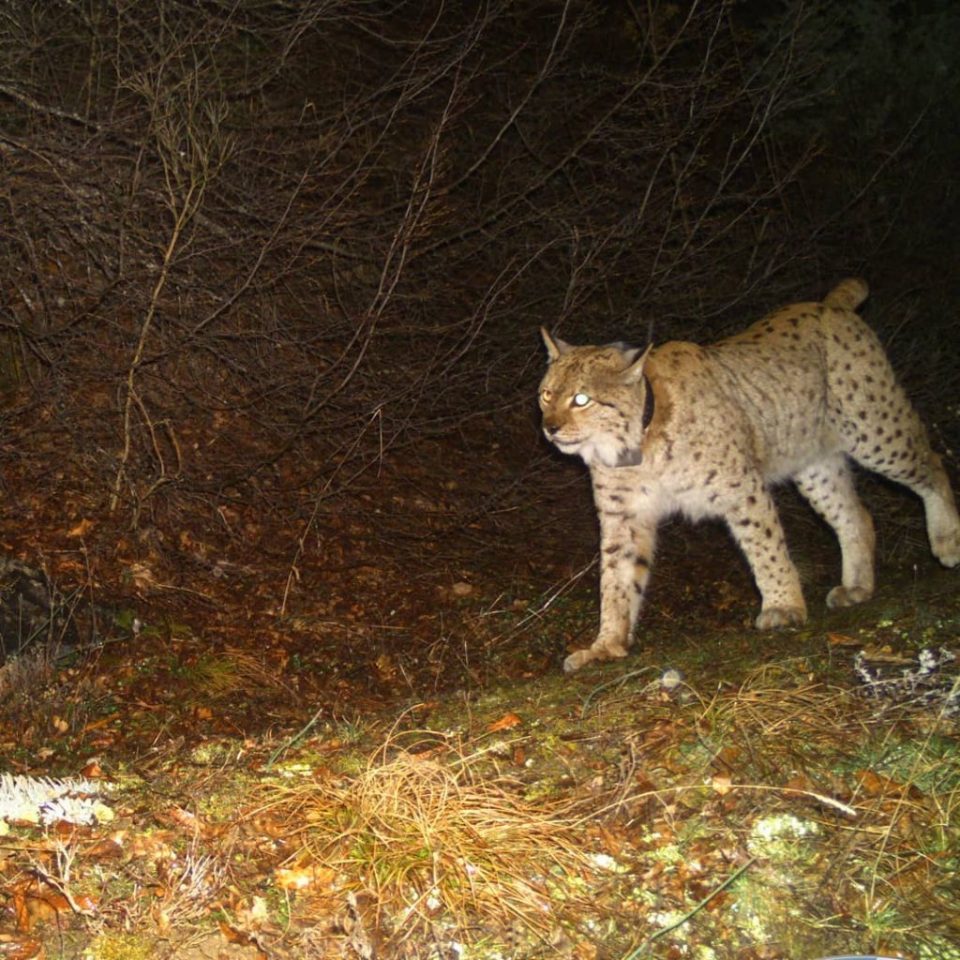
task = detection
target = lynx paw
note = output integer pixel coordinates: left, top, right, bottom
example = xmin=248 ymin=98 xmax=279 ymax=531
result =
xmin=826 ymin=584 xmax=873 ymax=609
xmin=563 ymin=641 xmax=628 ymax=674
xmin=932 ymin=527 xmax=960 ymax=568
xmin=755 ymin=605 xmax=806 ymax=630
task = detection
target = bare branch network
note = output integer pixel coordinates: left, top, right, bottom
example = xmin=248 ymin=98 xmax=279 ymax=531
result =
xmin=0 ymin=0 xmax=954 ymax=543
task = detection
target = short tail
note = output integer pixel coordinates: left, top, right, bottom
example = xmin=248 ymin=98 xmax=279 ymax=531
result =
xmin=823 ymin=277 xmax=869 ymax=312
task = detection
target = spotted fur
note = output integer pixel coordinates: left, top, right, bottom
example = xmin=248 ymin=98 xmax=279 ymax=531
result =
xmin=540 ymin=278 xmax=960 ymax=673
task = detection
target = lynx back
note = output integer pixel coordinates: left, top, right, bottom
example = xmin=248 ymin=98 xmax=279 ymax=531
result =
xmin=539 ymin=279 xmax=960 ymax=673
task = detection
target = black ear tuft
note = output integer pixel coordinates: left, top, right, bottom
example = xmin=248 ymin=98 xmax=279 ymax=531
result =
xmin=541 ymin=327 xmax=572 ymax=361
xmin=621 ymin=343 xmax=654 ymax=383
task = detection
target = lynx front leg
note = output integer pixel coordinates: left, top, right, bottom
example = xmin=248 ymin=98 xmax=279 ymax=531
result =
xmin=725 ymin=486 xmax=806 ymax=629
xmin=564 ymin=507 xmax=657 ymax=674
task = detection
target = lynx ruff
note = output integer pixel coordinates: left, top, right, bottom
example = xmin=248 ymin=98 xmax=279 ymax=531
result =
xmin=539 ymin=279 xmax=960 ymax=674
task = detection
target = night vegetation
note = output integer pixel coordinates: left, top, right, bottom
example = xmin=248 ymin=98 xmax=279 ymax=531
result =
xmin=1 ymin=2 xmax=958 ymax=957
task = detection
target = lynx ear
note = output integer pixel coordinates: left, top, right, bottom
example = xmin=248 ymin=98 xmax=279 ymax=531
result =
xmin=541 ymin=327 xmax=571 ymax=362
xmin=621 ymin=343 xmax=654 ymax=383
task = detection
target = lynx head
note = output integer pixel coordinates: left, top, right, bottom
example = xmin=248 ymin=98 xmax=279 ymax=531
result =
xmin=539 ymin=328 xmax=654 ymax=468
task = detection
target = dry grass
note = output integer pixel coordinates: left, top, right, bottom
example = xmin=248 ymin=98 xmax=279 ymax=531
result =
xmin=184 ymin=647 xmax=299 ymax=702
xmin=691 ymin=662 xmax=960 ymax=954
xmin=267 ymin=735 xmax=597 ymax=950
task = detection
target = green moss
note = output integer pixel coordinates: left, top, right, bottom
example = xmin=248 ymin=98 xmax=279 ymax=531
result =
xmin=82 ymin=933 xmax=155 ymax=960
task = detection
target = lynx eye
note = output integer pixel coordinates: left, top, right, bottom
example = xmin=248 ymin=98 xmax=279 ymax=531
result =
xmin=572 ymin=392 xmax=591 ymax=408
xmin=540 ymin=389 xmax=553 ymax=404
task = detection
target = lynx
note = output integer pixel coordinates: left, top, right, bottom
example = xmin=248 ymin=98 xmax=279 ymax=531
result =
xmin=539 ymin=279 xmax=960 ymax=673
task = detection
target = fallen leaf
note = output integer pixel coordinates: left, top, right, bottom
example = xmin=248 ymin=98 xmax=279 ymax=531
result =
xmin=218 ymin=920 xmax=250 ymax=945
xmin=714 ymin=745 xmax=741 ymax=766
xmin=710 ymin=775 xmax=733 ymax=796
xmin=11 ymin=879 xmax=74 ymax=932
xmin=859 ymin=644 xmax=911 ymax=663
xmin=79 ymin=758 xmax=105 ymax=777
xmin=164 ymin=806 xmax=206 ymax=832
xmin=783 ymin=772 xmax=815 ymax=794
xmin=273 ymin=864 xmax=335 ymax=890
xmin=374 ymin=654 xmax=397 ymax=680
xmin=80 ymin=720 xmax=111 ymax=736
xmin=217 ymin=919 xmax=269 ymax=959
xmin=127 ymin=562 xmax=157 ymax=592
xmin=856 ymin=769 xmax=922 ymax=799
xmin=0 ymin=934 xmax=44 ymax=958
xmin=87 ymin=835 xmax=125 ymax=860
xmin=827 ymin=632 xmax=858 ymax=646
xmin=487 ymin=712 xmax=522 ymax=732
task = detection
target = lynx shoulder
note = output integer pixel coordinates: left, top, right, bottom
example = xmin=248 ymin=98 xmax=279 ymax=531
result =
xmin=539 ymin=279 xmax=960 ymax=673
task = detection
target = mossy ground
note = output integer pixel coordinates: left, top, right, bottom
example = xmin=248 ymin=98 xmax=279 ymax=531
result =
xmin=2 ymin=434 xmax=958 ymax=958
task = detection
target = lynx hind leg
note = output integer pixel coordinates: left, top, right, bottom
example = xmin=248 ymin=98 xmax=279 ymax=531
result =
xmin=725 ymin=485 xmax=807 ymax=629
xmin=564 ymin=505 xmax=656 ymax=674
xmin=794 ymin=455 xmax=875 ymax=608
xmin=919 ymin=451 xmax=960 ymax=567
xmin=835 ymin=360 xmax=960 ymax=568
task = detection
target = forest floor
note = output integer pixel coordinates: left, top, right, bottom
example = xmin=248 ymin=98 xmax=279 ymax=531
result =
xmin=1 ymin=416 xmax=959 ymax=960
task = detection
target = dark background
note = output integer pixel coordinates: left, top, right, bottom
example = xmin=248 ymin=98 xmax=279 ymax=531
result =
xmin=2 ymin=0 xmax=958 ymax=666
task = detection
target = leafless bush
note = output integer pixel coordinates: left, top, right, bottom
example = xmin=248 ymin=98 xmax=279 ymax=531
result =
xmin=0 ymin=0 xmax=951 ymax=561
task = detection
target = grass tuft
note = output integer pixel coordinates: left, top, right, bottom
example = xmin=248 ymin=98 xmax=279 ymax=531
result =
xmin=268 ymin=735 xmax=595 ymax=950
